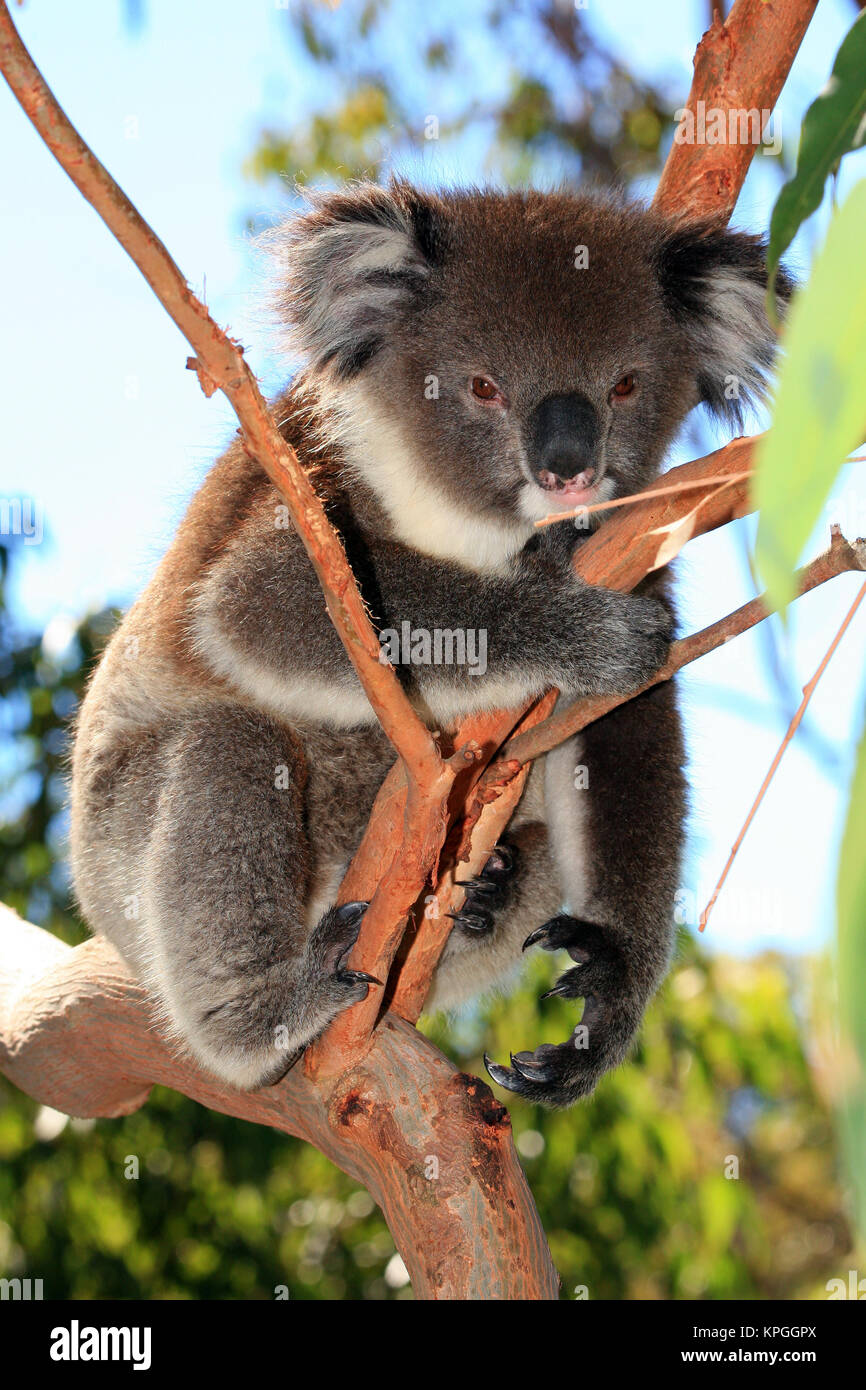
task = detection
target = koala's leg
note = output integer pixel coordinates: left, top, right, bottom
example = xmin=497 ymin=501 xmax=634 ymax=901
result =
xmin=486 ymin=680 xmax=687 ymax=1106
xmin=139 ymin=705 xmax=373 ymax=1089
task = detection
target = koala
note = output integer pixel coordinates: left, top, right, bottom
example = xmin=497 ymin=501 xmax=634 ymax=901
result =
xmin=69 ymin=182 xmax=789 ymax=1106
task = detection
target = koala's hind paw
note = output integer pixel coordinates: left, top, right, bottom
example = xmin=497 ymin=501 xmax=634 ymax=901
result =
xmin=484 ymin=914 xmax=636 ymax=1107
xmin=253 ymin=902 xmax=377 ymax=1090
xmin=309 ymin=900 xmax=378 ymax=997
xmin=449 ymin=843 xmax=517 ymax=935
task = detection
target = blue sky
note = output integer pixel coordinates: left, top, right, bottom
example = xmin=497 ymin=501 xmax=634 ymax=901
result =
xmin=2 ymin=0 xmax=865 ymax=955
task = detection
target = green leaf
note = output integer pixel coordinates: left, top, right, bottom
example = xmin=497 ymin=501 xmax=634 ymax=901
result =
xmin=754 ymin=179 xmax=866 ymax=611
xmin=767 ymin=11 xmax=866 ymax=301
xmin=836 ymin=714 xmax=866 ymax=1240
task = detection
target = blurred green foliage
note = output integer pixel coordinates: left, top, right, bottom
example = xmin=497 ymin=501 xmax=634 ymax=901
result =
xmin=244 ymin=0 xmax=674 ymax=190
xmin=0 ymin=541 xmax=115 ymax=943
xmin=454 ymin=950 xmax=854 ymax=1300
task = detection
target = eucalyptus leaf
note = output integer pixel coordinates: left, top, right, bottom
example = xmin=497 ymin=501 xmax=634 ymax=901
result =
xmin=766 ymin=11 xmax=866 ymax=303
xmin=754 ymin=179 xmax=866 ymax=612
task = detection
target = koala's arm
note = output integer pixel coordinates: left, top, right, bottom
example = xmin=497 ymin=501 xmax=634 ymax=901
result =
xmin=191 ymin=509 xmax=671 ymax=721
xmin=375 ymin=529 xmax=671 ymax=705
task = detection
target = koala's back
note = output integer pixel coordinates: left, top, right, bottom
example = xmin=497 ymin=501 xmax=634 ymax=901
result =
xmin=69 ymin=398 xmax=395 ymax=980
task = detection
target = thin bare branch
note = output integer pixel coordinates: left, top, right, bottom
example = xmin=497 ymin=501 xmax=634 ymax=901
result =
xmin=700 ymin=574 xmax=866 ymax=931
xmin=0 ymin=2 xmax=440 ymax=786
xmin=533 ymin=470 xmax=754 ymax=529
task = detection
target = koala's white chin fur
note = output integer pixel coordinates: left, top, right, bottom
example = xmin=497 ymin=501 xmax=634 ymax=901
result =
xmin=324 ymin=378 xmax=534 ymax=575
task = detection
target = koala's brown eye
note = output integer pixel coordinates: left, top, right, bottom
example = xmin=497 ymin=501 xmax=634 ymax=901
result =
xmin=471 ymin=376 xmax=500 ymax=402
xmin=612 ymin=373 xmax=636 ymax=399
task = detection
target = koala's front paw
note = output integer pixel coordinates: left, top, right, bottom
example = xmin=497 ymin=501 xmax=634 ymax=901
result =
xmin=580 ymin=589 xmax=672 ymax=696
xmin=484 ymin=914 xmax=640 ymax=1107
xmin=449 ymin=843 xmax=517 ymax=935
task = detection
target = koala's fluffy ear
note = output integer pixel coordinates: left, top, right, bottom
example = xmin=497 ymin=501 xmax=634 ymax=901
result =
xmin=265 ymin=181 xmax=444 ymax=379
xmin=657 ymin=226 xmax=793 ymax=428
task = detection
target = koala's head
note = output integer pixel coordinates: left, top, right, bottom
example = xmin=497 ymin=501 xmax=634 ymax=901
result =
xmin=269 ymin=181 xmax=790 ymax=570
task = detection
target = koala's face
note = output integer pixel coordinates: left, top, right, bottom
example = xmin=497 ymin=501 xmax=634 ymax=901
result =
xmin=272 ymin=184 xmax=788 ymax=561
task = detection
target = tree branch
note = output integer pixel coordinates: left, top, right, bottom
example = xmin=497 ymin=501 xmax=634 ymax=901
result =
xmin=0 ymin=909 xmax=560 ymax=1301
xmin=700 ymin=570 xmax=866 ymax=931
xmin=533 ymin=469 xmax=754 ymax=530
xmin=653 ymin=0 xmax=819 ymax=225
xmin=390 ymin=694 xmax=559 ymax=1022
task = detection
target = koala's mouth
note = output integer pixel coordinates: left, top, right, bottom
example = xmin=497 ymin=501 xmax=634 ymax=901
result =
xmin=536 ymin=466 xmax=601 ymax=510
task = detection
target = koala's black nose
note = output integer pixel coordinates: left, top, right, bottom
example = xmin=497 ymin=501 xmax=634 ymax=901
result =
xmin=529 ymin=391 xmax=601 ymax=487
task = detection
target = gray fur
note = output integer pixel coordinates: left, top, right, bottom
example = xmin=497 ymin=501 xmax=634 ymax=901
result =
xmin=70 ymin=183 xmax=789 ymax=1101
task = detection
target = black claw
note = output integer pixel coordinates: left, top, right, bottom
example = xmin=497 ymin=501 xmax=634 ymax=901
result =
xmin=333 ymin=900 xmax=370 ymax=926
xmin=522 ymin=916 xmax=569 ymax=953
xmin=522 ymin=914 xmax=607 ymax=962
xmin=484 ymin=1047 xmax=561 ymax=1091
xmin=485 ymin=916 xmax=630 ymax=1107
xmin=338 ymin=969 xmax=380 ymax=987
xmin=514 ymin=1063 xmax=551 ymax=1084
xmin=540 ymin=980 xmax=574 ymax=1001
xmin=455 ymin=877 xmax=499 ymax=898
xmin=447 ymin=907 xmax=494 ymax=933
xmin=484 ymin=1038 xmax=591 ymax=1105
xmin=509 ymin=1051 xmax=550 ymax=1083
xmin=483 ymin=1052 xmax=521 ymax=1092
xmin=450 ymin=844 xmax=517 ymax=940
